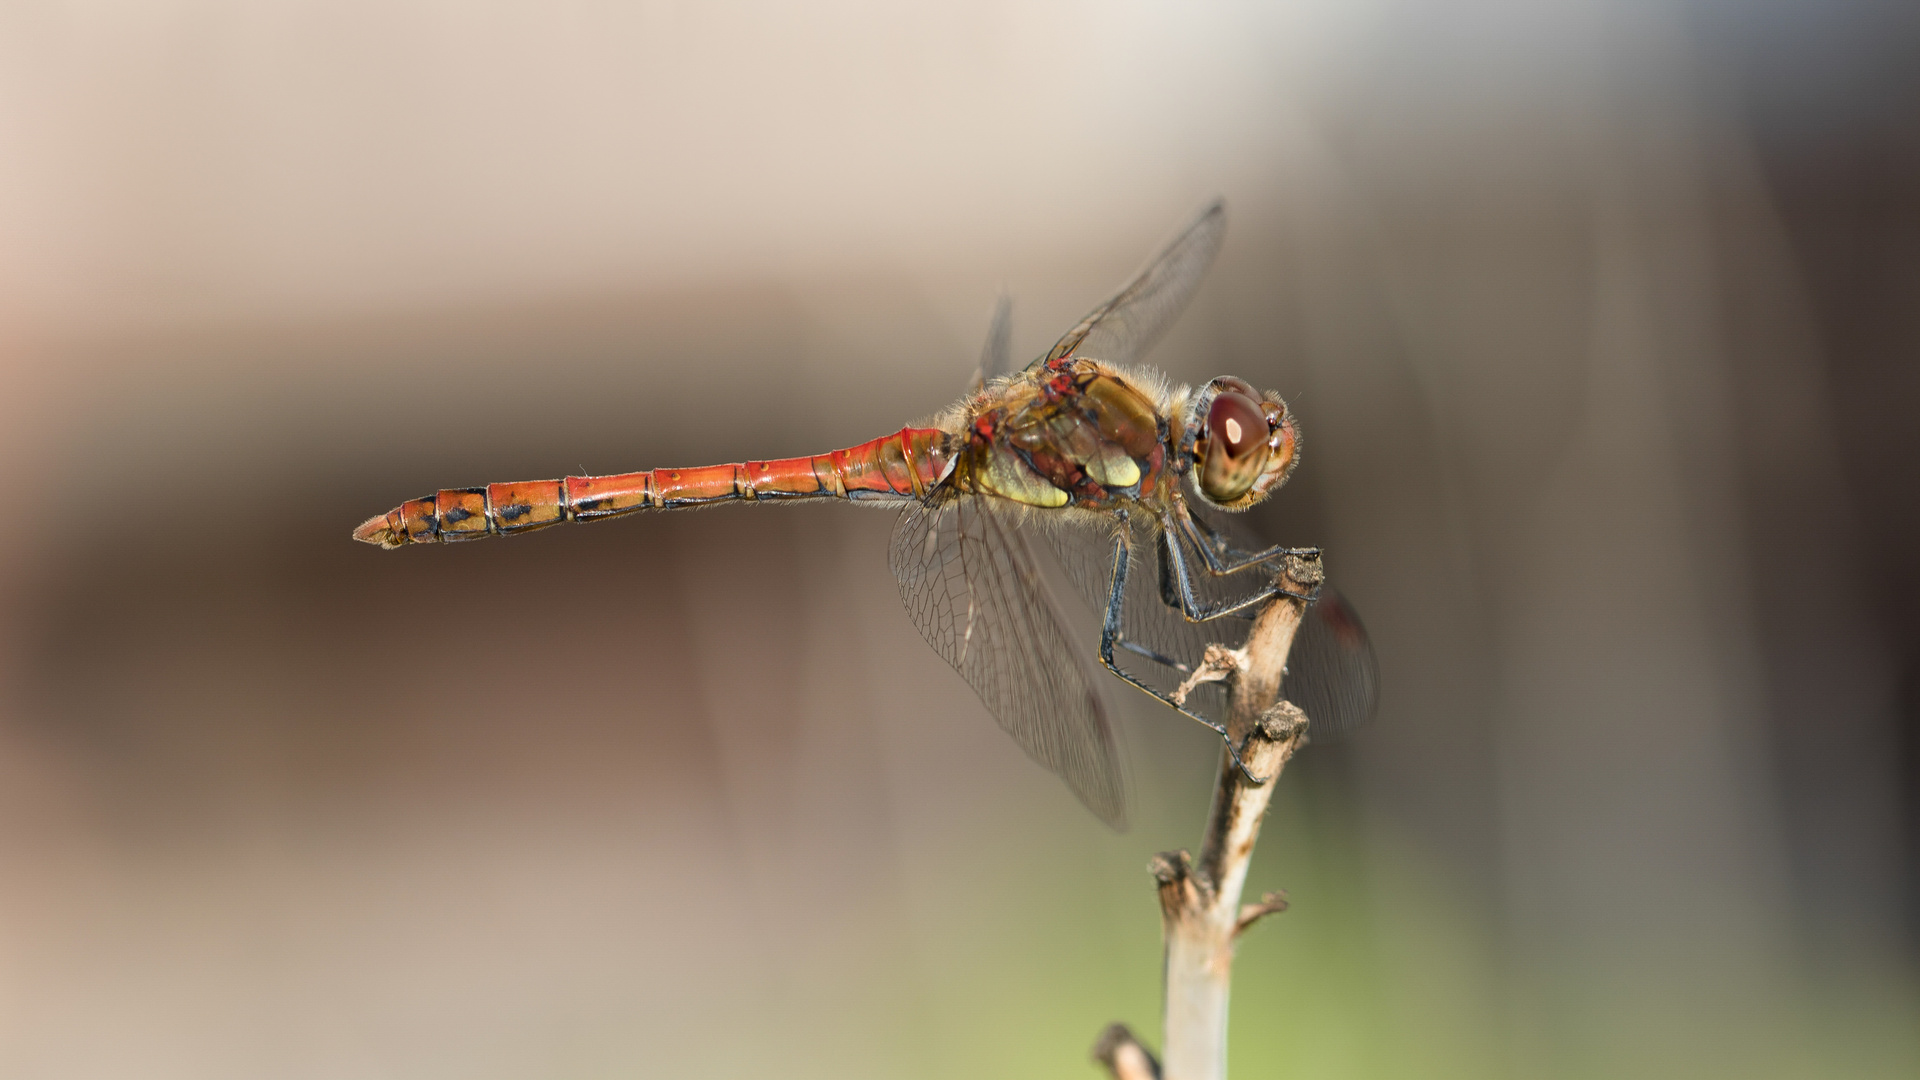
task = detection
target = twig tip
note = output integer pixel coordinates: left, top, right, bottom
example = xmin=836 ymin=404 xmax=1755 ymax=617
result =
xmin=1092 ymin=1023 xmax=1162 ymax=1080
xmin=1255 ymin=699 xmax=1309 ymax=743
xmin=1148 ymin=850 xmax=1192 ymax=885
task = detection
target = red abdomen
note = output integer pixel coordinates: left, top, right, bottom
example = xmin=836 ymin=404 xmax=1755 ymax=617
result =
xmin=353 ymin=427 xmax=953 ymax=548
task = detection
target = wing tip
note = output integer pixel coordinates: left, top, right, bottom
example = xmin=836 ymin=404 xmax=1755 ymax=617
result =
xmin=1092 ymin=798 xmax=1132 ymax=832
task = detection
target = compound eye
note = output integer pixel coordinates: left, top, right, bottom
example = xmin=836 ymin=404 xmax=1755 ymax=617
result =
xmin=1208 ymin=392 xmax=1265 ymax=458
xmin=1200 ymin=391 xmax=1272 ymax=503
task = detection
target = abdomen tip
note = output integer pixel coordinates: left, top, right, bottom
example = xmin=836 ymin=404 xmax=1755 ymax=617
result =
xmin=353 ymin=513 xmax=402 ymax=548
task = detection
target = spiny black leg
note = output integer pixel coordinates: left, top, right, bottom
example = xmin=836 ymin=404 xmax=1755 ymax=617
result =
xmin=1174 ymin=497 xmax=1320 ymax=577
xmin=1097 ymin=512 xmax=1266 ymax=785
xmin=1180 ymin=500 xmax=1245 ymax=554
xmin=1162 ymin=518 xmax=1299 ymax=622
xmin=1157 ymin=523 xmax=1184 ymax=611
xmin=1119 ymin=638 xmax=1191 ymax=673
xmin=1180 ymin=499 xmax=1233 ymax=554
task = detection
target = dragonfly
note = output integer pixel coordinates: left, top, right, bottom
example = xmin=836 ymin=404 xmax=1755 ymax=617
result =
xmin=354 ymin=202 xmax=1377 ymax=828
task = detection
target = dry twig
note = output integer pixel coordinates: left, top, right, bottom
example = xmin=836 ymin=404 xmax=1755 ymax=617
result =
xmin=1094 ymin=551 xmax=1321 ymax=1080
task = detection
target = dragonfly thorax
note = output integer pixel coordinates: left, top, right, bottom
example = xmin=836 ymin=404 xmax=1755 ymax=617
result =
xmin=959 ymin=360 xmax=1174 ymax=512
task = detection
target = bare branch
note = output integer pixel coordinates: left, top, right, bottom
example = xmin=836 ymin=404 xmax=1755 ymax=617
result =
xmin=1096 ymin=551 xmax=1322 ymax=1080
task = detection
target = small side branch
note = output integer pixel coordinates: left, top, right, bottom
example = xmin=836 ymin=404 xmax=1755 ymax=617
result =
xmin=1234 ymin=891 xmax=1290 ymax=938
xmin=1169 ymin=644 xmax=1239 ymax=708
xmin=1093 ymin=552 xmax=1321 ymax=1080
xmin=1093 ymin=1023 xmax=1162 ymax=1080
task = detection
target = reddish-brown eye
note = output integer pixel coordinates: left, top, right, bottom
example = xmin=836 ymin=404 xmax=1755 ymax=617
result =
xmin=1199 ymin=391 xmax=1273 ymax=503
xmin=1214 ymin=377 xmax=1258 ymax=399
xmin=1207 ymin=392 xmax=1266 ymax=458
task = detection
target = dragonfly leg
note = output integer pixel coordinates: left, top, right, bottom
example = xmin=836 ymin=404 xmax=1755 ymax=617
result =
xmin=1155 ymin=512 xmax=1237 ymax=617
xmin=1173 ymin=497 xmax=1321 ymax=576
xmin=1161 ymin=522 xmax=1315 ymax=622
xmin=1118 ymin=638 xmax=1191 ymax=674
xmin=1099 ymin=513 xmax=1267 ymax=786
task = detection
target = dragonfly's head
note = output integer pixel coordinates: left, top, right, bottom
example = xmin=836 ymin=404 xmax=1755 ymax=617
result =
xmin=1178 ymin=377 xmax=1298 ymax=511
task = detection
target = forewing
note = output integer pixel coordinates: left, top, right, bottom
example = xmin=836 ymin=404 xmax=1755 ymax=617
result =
xmin=1043 ymin=200 xmax=1227 ymax=368
xmin=889 ymin=492 xmax=1129 ymax=828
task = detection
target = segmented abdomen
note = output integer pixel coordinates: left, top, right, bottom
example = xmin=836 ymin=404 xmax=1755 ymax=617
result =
xmin=353 ymin=427 xmax=953 ymax=548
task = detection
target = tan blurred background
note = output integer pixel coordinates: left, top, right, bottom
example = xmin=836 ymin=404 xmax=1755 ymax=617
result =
xmin=2 ymin=2 xmax=1916 ymax=1077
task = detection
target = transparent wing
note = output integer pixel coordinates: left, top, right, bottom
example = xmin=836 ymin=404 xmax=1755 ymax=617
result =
xmin=1042 ymin=200 xmax=1227 ymax=368
xmin=981 ymin=293 xmax=1013 ymax=381
xmin=1287 ymin=588 xmax=1380 ymax=740
xmin=1181 ymin=508 xmax=1380 ymax=738
xmin=967 ymin=295 xmax=1014 ymax=394
xmin=1040 ymin=506 xmax=1379 ymax=742
xmin=890 ymin=491 xmax=1129 ymax=828
xmin=1040 ymin=513 xmax=1245 ymax=723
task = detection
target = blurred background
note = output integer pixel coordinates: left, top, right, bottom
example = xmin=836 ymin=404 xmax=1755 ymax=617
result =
xmin=1 ymin=2 xmax=1916 ymax=1077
